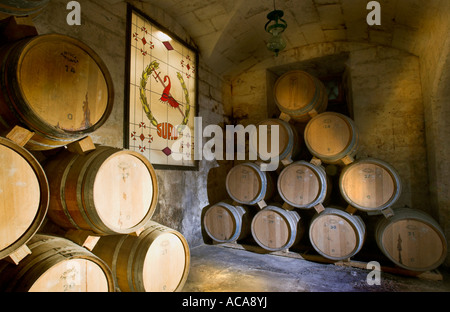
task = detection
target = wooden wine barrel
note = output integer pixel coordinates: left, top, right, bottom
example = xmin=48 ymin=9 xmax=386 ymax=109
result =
xmin=309 ymin=207 xmax=366 ymax=261
xmin=0 ymin=0 xmax=49 ymax=15
xmin=251 ymin=205 xmax=303 ymax=252
xmin=249 ymin=118 xmax=300 ymax=163
xmin=0 ymin=137 xmax=49 ymax=260
xmin=0 ymin=234 xmax=115 ymax=292
xmin=44 ymin=146 xmax=158 ymax=235
xmin=339 ymin=158 xmax=402 ymax=213
xmin=92 ymin=221 xmax=190 ymax=292
xmin=277 ymin=160 xmax=330 ymax=209
xmin=375 ymin=208 xmax=447 ymax=272
xmin=273 ymin=70 xmax=328 ymax=123
xmin=225 ymin=162 xmax=275 ymax=205
xmin=203 ymin=201 xmax=255 ymax=243
xmin=304 ymin=112 xmax=359 ymax=165
xmin=0 ymin=34 xmax=114 ymax=150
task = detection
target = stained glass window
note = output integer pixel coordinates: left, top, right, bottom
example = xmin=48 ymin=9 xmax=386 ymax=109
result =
xmin=125 ymin=6 xmax=198 ymax=170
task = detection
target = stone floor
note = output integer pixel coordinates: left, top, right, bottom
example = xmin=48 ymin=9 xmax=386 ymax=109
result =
xmin=182 ymin=243 xmax=450 ymax=292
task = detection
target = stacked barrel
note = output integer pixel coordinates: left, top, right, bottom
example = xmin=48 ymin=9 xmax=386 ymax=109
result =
xmin=0 ymin=11 xmax=189 ymax=292
xmin=204 ymin=70 xmax=448 ymax=272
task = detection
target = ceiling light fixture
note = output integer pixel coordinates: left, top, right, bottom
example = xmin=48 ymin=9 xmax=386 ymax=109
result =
xmin=265 ymin=0 xmax=287 ymax=56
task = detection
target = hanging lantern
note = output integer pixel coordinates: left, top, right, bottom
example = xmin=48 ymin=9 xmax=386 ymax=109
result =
xmin=264 ymin=3 xmax=287 ymax=56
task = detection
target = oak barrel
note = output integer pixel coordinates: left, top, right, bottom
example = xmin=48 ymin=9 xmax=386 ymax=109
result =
xmin=309 ymin=207 xmax=366 ymax=261
xmin=0 ymin=234 xmax=115 ymax=292
xmin=249 ymin=118 xmax=300 ymax=163
xmin=44 ymin=146 xmax=158 ymax=235
xmin=0 ymin=137 xmax=49 ymax=260
xmin=273 ymin=70 xmax=328 ymax=122
xmin=92 ymin=221 xmax=190 ymax=292
xmin=225 ymin=162 xmax=275 ymax=205
xmin=277 ymin=160 xmax=330 ymax=209
xmin=251 ymin=205 xmax=303 ymax=252
xmin=375 ymin=208 xmax=448 ymax=271
xmin=203 ymin=201 xmax=255 ymax=243
xmin=339 ymin=158 xmax=402 ymax=213
xmin=0 ymin=0 xmax=49 ymax=15
xmin=0 ymin=34 xmax=114 ymax=150
xmin=304 ymin=112 xmax=359 ymax=165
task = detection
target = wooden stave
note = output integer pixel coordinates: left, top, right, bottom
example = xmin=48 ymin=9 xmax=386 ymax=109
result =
xmin=339 ymin=158 xmax=402 ymax=213
xmin=44 ymin=147 xmax=102 ymax=231
xmin=81 ymin=148 xmax=148 ymax=233
xmin=203 ymin=201 xmax=254 ymax=243
xmin=274 ymin=70 xmax=328 ymax=122
xmin=92 ymin=221 xmax=190 ymax=292
xmin=304 ymin=112 xmax=359 ymax=165
xmin=277 ymin=160 xmax=330 ymax=209
xmin=20 ymin=34 xmax=114 ymax=140
xmin=133 ymin=222 xmax=190 ymax=292
xmin=44 ymin=147 xmax=113 ymax=233
xmin=288 ymin=78 xmax=328 ymax=123
xmin=44 ymin=146 xmax=158 ymax=235
xmin=309 ymin=207 xmax=366 ymax=261
xmin=0 ymin=34 xmax=114 ymax=151
xmin=0 ymin=36 xmax=90 ymax=149
xmin=251 ymin=205 xmax=303 ymax=252
xmin=375 ymin=208 xmax=448 ymax=272
xmin=0 ymin=0 xmax=49 ymax=16
xmin=225 ymin=162 xmax=275 ymax=205
xmin=0 ymin=234 xmax=115 ymax=292
xmin=251 ymin=118 xmax=301 ymax=162
xmin=0 ymin=39 xmax=65 ymax=143
xmin=53 ymin=147 xmax=158 ymax=234
xmin=0 ymin=137 xmax=49 ymax=260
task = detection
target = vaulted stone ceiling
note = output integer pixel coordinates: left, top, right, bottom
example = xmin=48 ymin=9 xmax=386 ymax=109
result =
xmin=134 ymin=0 xmax=447 ymax=78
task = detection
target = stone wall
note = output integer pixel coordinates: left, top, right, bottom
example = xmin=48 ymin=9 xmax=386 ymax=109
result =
xmin=30 ymin=0 xmax=227 ymax=248
xmin=349 ymin=46 xmax=428 ymax=212
xmin=414 ymin=0 xmax=450 ymax=266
